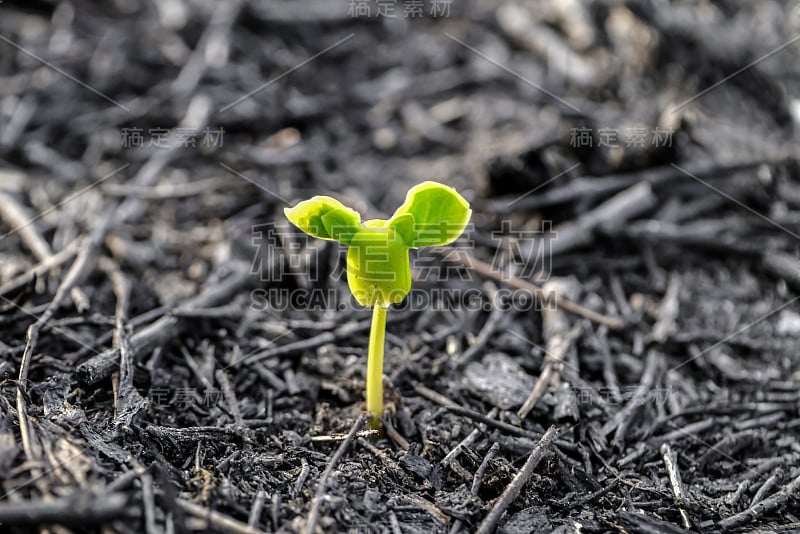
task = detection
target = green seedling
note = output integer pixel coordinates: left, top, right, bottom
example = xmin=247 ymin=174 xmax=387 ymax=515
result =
xmin=285 ymin=181 xmax=471 ymax=425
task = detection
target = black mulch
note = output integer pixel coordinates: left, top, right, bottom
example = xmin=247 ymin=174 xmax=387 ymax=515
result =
xmin=1 ymin=0 xmax=799 ymax=532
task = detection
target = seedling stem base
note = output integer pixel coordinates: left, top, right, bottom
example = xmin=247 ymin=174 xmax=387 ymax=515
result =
xmin=366 ymin=304 xmax=387 ymax=427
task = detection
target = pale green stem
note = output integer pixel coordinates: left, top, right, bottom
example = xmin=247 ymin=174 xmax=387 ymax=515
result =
xmin=366 ymin=304 xmax=388 ymax=425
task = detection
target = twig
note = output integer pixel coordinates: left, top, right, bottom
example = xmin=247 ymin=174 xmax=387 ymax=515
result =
xmin=451 ymin=442 xmax=501 ymax=534
xmin=526 ymin=181 xmax=657 ymax=257
xmin=472 ymin=442 xmax=500 ymax=495
xmin=358 ymin=437 xmax=402 ymax=472
xmin=441 ymin=408 xmax=499 ymax=467
xmin=303 ymin=415 xmax=368 ymax=534
xmin=176 ymin=498 xmax=267 ymax=534
xmin=216 ymin=369 xmax=245 ymax=428
xmin=414 ymin=383 xmax=542 ymax=440
xmin=517 ymin=321 xmax=583 ymax=420
xmin=750 ymin=468 xmax=784 ymax=508
xmin=456 ymin=283 xmax=503 ymax=367
xmin=389 ymin=511 xmax=402 ymax=534
xmin=762 ymin=251 xmax=800 ymax=292
xmin=99 ymin=257 xmax=145 ymax=430
xmin=248 ymin=490 xmax=267 ymax=529
xmin=488 ymin=159 xmax=769 ymax=213
xmin=271 ymin=493 xmax=282 ymax=531
xmin=0 ymin=237 xmax=81 ymax=299
xmin=0 ymin=189 xmax=54 ymax=262
xmin=475 ymin=425 xmax=559 ymax=534
xmin=311 ymin=429 xmax=379 ymax=443
xmin=145 ymin=424 xmax=240 ymax=442
xmin=435 ymin=248 xmax=624 ymax=329
xmin=649 ymin=272 xmax=681 ymax=343
xmin=660 ymin=443 xmax=691 ymax=529
xmin=139 ymin=470 xmax=158 ymax=534
xmin=401 ymin=493 xmax=451 ymax=525
xmin=171 ymin=1 xmax=244 ymax=95
xmin=292 ymin=460 xmax=311 ymax=498
xmin=241 ymin=317 xmax=378 ymax=366
xmin=413 ymin=382 xmax=459 ymax=408
xmin=595 ymin=327 xmax=622 ymax=404
xmin=648 ymin=418 xmax=715 ymax=447
xmin=0 ymin=493 xmax=129 ymax=525
xmin=718 ymin=471 xmax=800 ymax=529
xmin=602 ymin=350 xmax=661 ymax=450
xmin=382 ymin=417 xmax=410 ymax=451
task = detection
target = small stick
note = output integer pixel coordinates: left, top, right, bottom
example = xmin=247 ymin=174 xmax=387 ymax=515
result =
xmin=413 ymin=382 xmax=459 ymax=408
xmin=271 ymin=493 xmax=281 ymax=532
xmin=472 ymin=442 xmax=500 ymax=496
xmin=248 ymin=490 xmax=267 ymax=529
xmin=379 ymin=418 xmax=409 ymax=450
xmin=311 ymin=429 xmax=379 ymax=442
xmin=762 ymin=251 xmax=800 ymax=292
xmin=521 ymin=181 xmax=657 ymax=257
xmin=475 ymin=426 xmax=559 ymax=534
xmin=358 ymin=437 xmax=402 ymax=472
xmin=172 ymin=1 xmax=244 ymax=95
xmin=660 ymin=443 xmax=691 ymax=529
xmin=749 ymin=468 xmax=783 ymax=508
xmin=724 ymin=480 xmax=749 ymax=508
xmin=517 ymin=322 xmax=582 ymax=420
xmin=456 ymin=283 xmax=503 ymax=367
xmin=718 ymin=471 xmax=800 ymax=529
xmin=139 ymin=471 xmax=158 ymax=534
xmin=596 ymin=328 xmax=622 ymax=404
xmin=0 ymin=189 xmax=54 ymax=262
xmin=292 ymin=460 xmax=311 ymax=498
xmin=603 ymin=350 xmax=660 ymax=450
xmin=649 ymin=272 xmax=681 ymax=343
xmin=435 ymin=248 xmax=624 ymax=329
xmin=389 ymin=511 xmax=402 ymax=534
xmin=0 ymin=493 xmax=129 ymax=526
xmin=0 ymin=237 xmax=80 ymax=299
xmin=401 ymin=493 xmax=451 ymax=524
xmin=99 ymin=257 xmax=144 ymax=430
xmin=441 ymin=408 xmax=498 ymax=467
xmin=176 ymin=498 xmax=266 ymax=534
xmin=145 ymin=424 xmax=239 ymax=442
xmin=215 ymin=369 xmax=245 ymax=428
xmin=303 ymin=415 xmax=368 ymax=534
xmin=488 ymin=159 xmax=768 ymax=213
xmin=243 ymin=320 xmax=367 ymax=366
xmin=414 ymin=384 xmax=541 ymax=440
xmin=648 ymin=418 xmax=715 ymax=447
xmin=452 ymin=441 xmax=502 ymax=534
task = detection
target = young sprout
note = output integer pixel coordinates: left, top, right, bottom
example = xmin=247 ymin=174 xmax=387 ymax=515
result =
xmin=285 ymin=181 xmax=471 ymax=425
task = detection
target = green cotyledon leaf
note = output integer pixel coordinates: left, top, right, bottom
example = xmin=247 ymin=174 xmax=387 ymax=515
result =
xmin=389 ymin=181 xmax=471 ymax=247
xmin=346 ymin=219 xmax=411 ymax=307
xmin=283 ymin=196 xmax=361 ymax=245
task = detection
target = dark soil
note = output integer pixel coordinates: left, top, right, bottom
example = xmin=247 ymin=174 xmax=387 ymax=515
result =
xmin=1 ymin=0 xmax=799 ymax=533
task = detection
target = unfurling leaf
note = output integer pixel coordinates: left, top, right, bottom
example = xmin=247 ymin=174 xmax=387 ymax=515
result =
xmin=284 ymin=196 xmax=361 ymax=244
xmin=390 ymin=181 xmax=471 ymax=247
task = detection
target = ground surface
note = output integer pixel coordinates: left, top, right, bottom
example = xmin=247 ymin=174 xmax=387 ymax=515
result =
xmin=1 ymin=0 xmax=800 ymax=533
